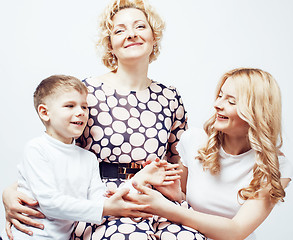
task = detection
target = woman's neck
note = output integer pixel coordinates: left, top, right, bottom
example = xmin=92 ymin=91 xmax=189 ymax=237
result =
xmin=222 ymin=134 xmax=251 ymax=155
xmin=108 ymin=59 xmax=151 ymax=91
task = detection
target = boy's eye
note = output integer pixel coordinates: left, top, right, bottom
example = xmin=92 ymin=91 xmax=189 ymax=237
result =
xmin=82 ymin=106 xmax=88 ymax=110
xmin=137 ymin=25 xmax=145 ymax=29
xmin=65 ymin=105 xmax=74 ymax=108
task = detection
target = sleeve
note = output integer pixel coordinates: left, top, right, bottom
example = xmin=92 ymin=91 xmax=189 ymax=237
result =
xmin=165 ymin=87 xmax=188 ymax=163
xmin=176 ymin=127 xmax=207 ymax=168
xmin=21 ymin=143 xmax=104 ymax=224
xmin=88 ymin=159 xmax=106 ymax=200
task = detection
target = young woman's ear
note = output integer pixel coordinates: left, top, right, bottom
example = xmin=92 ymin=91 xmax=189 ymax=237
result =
xmin=38 ymin=104 xmax=50 ymax=122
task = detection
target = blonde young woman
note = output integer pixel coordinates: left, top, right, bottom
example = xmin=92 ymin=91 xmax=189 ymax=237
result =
xmin=2 ymin=0 xmax=206 ymax=240
xmin=133 ymin=68 xmax=293 ymax=240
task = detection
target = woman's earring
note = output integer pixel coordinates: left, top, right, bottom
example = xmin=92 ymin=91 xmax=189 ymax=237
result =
xmin=111 ymin=53 xmax=116 ymax=65
xmin=153 ymin=44 xmax=157 ymax=55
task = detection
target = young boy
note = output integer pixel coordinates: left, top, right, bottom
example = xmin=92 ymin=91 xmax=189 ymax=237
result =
xmin=1 ymin=75 xmax=106 ymax=240
xmin=1 ymin=75 xmax=181 ymax=240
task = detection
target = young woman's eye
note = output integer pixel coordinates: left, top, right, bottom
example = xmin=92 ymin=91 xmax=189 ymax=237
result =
xmin=137 ymin=25 xmax=145 ymax=29
xmin=82 ymin=106 xmax=88 ymax=110
xmin=65 ymin=105 xmax=74 ymax=108
xmin=114 ymin=29 xmax=124 ymax=34
xmin=228 ymin=101 xmax=236 ymax=105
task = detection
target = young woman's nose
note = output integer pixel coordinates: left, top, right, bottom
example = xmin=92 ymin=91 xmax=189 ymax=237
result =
xmin=214 ymin=98 xmax=223 ymax=110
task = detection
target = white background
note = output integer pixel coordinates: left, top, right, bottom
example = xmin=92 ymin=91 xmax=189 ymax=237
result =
xmin=0 ymin=0 xmax=292 ymax=239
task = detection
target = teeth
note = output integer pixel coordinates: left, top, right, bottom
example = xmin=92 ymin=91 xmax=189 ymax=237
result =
xmin=218 ymin=114 xmax=228 ymax=119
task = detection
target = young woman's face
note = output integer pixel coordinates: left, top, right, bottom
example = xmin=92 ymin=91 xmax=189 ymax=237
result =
xmin=213 ymin=77 xmax=249 ymax=137
xmin=110 ymin=8 xmax=155 ymax=64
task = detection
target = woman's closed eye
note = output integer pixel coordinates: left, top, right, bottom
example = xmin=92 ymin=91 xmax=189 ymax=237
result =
xmin=114 ymin=29 xmax=124 ymax=34
xmin=136 ymin=24 xmax=145 ymax=29
xmin=228 ymin=100 xmax=236 ymax=105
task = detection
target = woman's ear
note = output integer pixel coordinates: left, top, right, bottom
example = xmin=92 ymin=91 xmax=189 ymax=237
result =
xmin=108 ymin=39 xmax=113 ymax=51
xmin=38 ymin=104 xmax=50 ymax=122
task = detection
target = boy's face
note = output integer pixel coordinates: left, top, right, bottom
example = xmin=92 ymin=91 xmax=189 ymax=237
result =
xmin=44 ymin=89 xmax=89 ymax=144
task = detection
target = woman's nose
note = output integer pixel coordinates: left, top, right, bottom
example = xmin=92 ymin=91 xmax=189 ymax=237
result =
xmin=214 ymin=98 xmax=223 ymax=110
xmin=127 ymin=29 xmax=137 ymax=39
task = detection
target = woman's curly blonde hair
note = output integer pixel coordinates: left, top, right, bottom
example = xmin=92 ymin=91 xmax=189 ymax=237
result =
xmin=96 ymin=0 xmax=165 ymax=71
xmin=197 ymin=68 xmax=285 ymax=203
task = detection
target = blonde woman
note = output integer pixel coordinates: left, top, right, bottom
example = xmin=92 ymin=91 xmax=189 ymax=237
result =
xmin=2 ymin=0 xmax=206 ymax=239
xmin=133 ymin=68 xmax=293 ymax=240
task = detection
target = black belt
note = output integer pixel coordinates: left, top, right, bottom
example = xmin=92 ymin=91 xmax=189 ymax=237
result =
xmin=99 ymin=161 xmax=143 ymax=180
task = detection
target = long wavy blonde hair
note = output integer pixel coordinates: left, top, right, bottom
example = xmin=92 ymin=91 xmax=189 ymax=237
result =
xmin=97 ymin=0 xmax=165 ymax=71
xmin=197 ymin=68 xmax=285 ymax=203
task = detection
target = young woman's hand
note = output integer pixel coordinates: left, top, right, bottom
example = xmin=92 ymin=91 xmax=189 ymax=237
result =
xmin=127 ymin=182 xmax=174 ymax=216
xmin=103 ymin=187 xmax=152 ymax=219
xmin=2 ymin=184 xmax=45 ymax=239
xmin=154 ymin=178 xmax=184 ymax=202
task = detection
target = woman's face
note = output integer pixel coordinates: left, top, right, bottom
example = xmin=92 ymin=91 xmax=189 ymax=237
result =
xmin=213 ymin=77 xmax=249 ymax=137
xmin=110 ymin=8 xmax=155 ymax=64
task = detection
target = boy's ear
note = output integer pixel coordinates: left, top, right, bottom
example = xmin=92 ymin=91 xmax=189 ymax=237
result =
xmin=38 ymin=104 xmax=50 ymax=122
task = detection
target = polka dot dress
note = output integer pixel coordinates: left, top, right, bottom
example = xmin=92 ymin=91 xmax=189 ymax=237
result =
xmin=73 ymin=79 xmax=205 ymax=239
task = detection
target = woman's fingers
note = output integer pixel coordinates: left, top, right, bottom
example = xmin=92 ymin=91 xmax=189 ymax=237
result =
xmin=132 ymin=181 xmax=150 ymax=195
xmin=165 ymin=169 xmax=182 ymax=176
xmin=18 ymin=192 xmax=39 ymax=207
xmin=165 ymin=163 xmax=180 ymax=170
xmin=5 ymin=221 xmax=14 ymax=240
xmin=18 ymin=205 xmax=45 ymax=219
xmin=8 ymin=204 xmax=44 ymax=219
xmin=128 ymin=210 xmax=152 ymax=219
xmin=112 ymin=187 xmax=132 ymax=202
xmin=8 ymin=218 xmax=34 ymax=237
xmin=14 ymin=211 xmax=44 ymax=229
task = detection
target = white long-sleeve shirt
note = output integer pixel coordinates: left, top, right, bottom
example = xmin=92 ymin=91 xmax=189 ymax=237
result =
xmin=2 ymin=133 xmax=106 ymax=240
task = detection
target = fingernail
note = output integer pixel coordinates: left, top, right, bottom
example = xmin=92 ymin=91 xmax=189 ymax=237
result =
xmin=28 ymin=231 xmax=33 ymax=235
xmin=132 ymin=181 xmax=137 ymax=187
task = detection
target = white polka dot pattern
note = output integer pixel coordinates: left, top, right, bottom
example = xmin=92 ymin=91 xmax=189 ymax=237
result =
xmin=72 ymin=80 xmax=202 ymax=240
xmin=73 ymin=202 xmax=206 ymax=240
xmin=78 ymin=80 xmax=188 ymax=166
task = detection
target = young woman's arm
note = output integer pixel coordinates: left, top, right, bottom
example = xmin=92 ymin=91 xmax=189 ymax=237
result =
xmin=132 ymin=178 xmax=290 ymax=240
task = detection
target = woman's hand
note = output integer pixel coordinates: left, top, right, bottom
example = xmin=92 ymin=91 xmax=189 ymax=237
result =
xmin=127 ymin=182 xmax=174 ymax=216
xmin=155 ymin=178 xmax=184 ymax=202
xmin=103 ymin=187 xmax=152 ymax=219
xmin=2 ymin=184 xmax=45 ymax=239
xmin=135 ymin=158 xmax=182 ymax=187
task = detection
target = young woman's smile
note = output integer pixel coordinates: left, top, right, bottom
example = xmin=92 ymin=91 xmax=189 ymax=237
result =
xmin=213 ymin=77 xmax=249 ymax=137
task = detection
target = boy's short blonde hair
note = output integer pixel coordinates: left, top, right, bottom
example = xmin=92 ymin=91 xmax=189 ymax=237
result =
xmin=33 ymin=75 xmax=88 ymax=112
